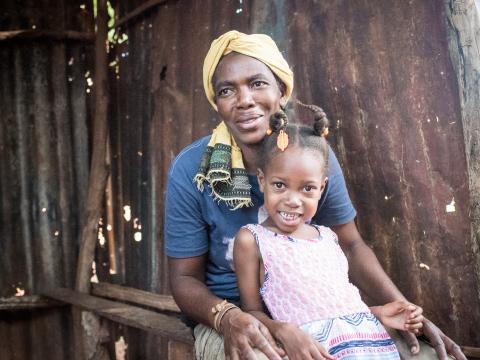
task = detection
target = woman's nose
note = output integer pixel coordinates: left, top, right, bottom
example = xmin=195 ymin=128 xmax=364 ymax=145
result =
xmin=236 ymin=87 xmax=255 ymax=108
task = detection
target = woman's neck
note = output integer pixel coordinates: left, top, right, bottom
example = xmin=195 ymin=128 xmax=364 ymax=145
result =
xmin=240 ymin=144 xmax=261 ymax=175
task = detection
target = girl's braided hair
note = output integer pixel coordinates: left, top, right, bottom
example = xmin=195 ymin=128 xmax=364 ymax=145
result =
xmin=259 ymin=100 xmax=330 ymax=172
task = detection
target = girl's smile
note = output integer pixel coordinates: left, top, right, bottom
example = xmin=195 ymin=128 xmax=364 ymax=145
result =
xmin=258 ymin=146 xmax=327 ymax=236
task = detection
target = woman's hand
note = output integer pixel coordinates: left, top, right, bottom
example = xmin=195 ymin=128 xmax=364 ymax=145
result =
xmin=273 ymin=322 xmax=333 ymax=360
xmin=400 ymin=317 xmax=467 ymax=359
xmin=372 ymin=300 xmax=423 ymax=333
xmin=220 ymin=308 xmax=286 ymax=360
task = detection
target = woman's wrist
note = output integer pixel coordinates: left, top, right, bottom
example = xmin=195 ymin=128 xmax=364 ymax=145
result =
xmin=218 ymin=306 xmax=242 ymax=334
xmin=210 ymin=300 xmax=240 ymax=333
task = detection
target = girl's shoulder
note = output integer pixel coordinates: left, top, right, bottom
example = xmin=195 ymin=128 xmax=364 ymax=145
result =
xmin=311 ymin=224 xmax=339 ymax=243
xmin=239 ymin=223 xmax=265 ymax=241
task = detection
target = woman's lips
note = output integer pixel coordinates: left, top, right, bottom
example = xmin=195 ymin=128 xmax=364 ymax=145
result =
xmin=236 ymin=114 xmax=263 ymax=131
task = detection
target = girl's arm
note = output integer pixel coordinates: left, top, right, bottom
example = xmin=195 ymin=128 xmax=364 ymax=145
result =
xmin=370 ymin=300 xmax=424 ymax=333
xmin=234 ymin=228 xmax=333 ymax=360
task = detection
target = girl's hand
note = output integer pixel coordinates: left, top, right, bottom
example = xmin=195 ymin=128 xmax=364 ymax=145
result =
xmin=372 ymin=300 xmax=424 ymax=333
xmin=273 ymin=323 xmax=334 ymax=360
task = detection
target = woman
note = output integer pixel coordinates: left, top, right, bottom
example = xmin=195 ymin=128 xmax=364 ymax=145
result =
xmin=165 ymin=30 xmax=465 ymax=360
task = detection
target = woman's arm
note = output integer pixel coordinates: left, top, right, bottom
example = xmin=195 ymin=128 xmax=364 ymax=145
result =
xmin=333 ymin=221 xmax=405 ymax=304
xmin=168 ymin=255 xmax=284 ymax=360
xmin=333 ymin=221 xmax=466 ymax=360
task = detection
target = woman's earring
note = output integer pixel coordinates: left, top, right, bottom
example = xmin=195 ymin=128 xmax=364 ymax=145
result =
xmin=266 ymin=128 xmax=272 ymax=136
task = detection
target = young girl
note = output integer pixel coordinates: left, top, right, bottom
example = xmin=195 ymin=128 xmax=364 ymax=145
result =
xmin=233 ymin=107 xmax=424 ymax=360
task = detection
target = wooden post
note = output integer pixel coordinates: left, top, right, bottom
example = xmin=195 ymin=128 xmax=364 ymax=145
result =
xmin=74 ymin=0 xmax=109 ymax=300
xmin=73 ymin=0 xmax=110 ymax=358
xmin=105 ymin=135 xmax=118 ymax=275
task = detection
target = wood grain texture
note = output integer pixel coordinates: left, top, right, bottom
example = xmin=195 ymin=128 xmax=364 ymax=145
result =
xmin=44 ymin=288 xmax=194 ymax=344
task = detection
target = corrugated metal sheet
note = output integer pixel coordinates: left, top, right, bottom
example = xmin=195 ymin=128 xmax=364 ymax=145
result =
xmin=105 ymin=0 xmax=479 ymax=353
xmin=285 ymin=0 xmax=478 ymax=344
xmin=1 ymin=0 xmax=479 ymax=358
xmin=0 ymin=0 xmax=92 ymax=359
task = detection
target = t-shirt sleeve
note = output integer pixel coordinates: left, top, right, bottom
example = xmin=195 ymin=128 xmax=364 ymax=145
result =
xmin=164 ymin=156 xmax=209 ymax=258
xmin=313 ymin=146 xmax=357 ymax=227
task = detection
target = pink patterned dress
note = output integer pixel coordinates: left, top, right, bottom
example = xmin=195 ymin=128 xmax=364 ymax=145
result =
xmin=243 ymin=224 xmax=400 ymax=360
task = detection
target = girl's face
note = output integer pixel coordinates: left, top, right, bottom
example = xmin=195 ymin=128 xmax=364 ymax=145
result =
xmin=257 ymin=146 xmax=327 ymax=234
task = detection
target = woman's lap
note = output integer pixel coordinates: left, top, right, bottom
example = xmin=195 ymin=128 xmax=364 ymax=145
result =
xmin=194 ymin=324 xmax=271 ymax=360
xmin=194 ymin=324 xmax=440 ymax=360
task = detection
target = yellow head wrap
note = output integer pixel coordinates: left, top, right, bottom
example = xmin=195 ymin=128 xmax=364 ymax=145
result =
xmin=196 ymin=31 xmax=294 ymax=209
xmin=203 ymin=30 xmax=294 ymax=110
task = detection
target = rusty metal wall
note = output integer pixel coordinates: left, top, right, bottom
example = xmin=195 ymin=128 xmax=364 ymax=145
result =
xmin=0 ymin=0 xmax=93 ymax=359
xmin=1 ymin=0 xmax=478 ymax=359
xmin=285 ymin=0 xmax=479 ymax=345
xmin=104 ymin=0 xmax=479 ymax=354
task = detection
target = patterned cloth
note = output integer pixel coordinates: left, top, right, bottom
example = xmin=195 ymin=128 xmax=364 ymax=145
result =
xmin=243 ymin=224 xmax=400 ymax=359
xmin=301 ymin=313 xmax=399 ymax=359
xmin=194 ymin=122 xmax=252 ymax=210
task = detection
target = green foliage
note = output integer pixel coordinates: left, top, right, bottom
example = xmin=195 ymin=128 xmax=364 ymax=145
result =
xmin=106 ymin=1 xmax=129 ymax=45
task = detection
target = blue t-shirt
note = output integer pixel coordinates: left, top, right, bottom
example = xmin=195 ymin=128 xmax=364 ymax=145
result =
xmin=164 ymin=136 xmax=356 ymax=301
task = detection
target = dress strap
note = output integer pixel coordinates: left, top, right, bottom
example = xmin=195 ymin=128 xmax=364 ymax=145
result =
xmin=309 ymin=223 xmax=323 ymax=240
xmin=243 ymin=224 xmax=261 ymax=246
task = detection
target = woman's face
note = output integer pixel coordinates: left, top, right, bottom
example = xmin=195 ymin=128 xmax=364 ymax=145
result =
xmin=213 ymin=53 xmax=286 ymax=148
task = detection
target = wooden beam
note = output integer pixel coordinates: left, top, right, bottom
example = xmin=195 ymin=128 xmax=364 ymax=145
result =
xmin=115 ymin=0 xmax=169 ymax=28
xmin=105 ymin=137 xmax=117 ymax=275
xmin=0 ymin=295 xmax=64 ymax=310
xmin=462 ymin=346 xmax=480 ymax=358
xmin=44 ymin=288 xmax=193 ymax=344
xmin=0 ymin=30 xmax=94 ymax=42
xmin=72 ymin=0 xmax=110 ymax=358
xmin=91 ymin=282 xmax=181 ymax=313
xmin=75 ymin=0 xmax=109 ymax=294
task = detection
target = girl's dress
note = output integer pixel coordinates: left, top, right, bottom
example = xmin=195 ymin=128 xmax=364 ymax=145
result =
xmin=243 ymin=224 xmax=400 ymax=360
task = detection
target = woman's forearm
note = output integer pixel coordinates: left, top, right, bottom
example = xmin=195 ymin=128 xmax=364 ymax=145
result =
xmin=168 ymin=256 xmax=223 ymax=327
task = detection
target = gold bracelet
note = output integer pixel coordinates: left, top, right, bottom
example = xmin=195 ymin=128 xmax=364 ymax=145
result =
xmin=211 ymin=300 xmax=238 ymax=332
xmin=214 ymin=303 xmax=238 ymax=332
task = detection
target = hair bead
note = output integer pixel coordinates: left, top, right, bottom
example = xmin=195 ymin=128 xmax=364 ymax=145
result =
xmin=276 ymin=129 xmax=289 ymax=151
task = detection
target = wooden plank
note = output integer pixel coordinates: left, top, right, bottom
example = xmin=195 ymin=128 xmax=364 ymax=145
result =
xmin=0 ymin=30 xmax=94 ymax=42
xmin=0 ymin=295 xmax=64 ymax=310
xmin=168 ymin=340 xmax=195 ymax=360
xmin=462 ymin=346 xmax=480 ymax=358
xmin=44 ymin=288 xmax=193 ymax=344
xmin=115 ymin=0 xmax=169 ymax=28
xmin=91 ymin=282 xmax=181 ymax=313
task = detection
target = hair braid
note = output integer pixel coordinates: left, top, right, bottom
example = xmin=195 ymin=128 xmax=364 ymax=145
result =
xmin=295 ymin=99 xmax=329 ymax=137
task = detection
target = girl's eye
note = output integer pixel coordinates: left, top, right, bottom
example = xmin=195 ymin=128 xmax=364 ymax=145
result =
xmin=273 ymin=182 xmax=284 ymax=189
xmin=304 ymin=185 xmax=315 ymax=192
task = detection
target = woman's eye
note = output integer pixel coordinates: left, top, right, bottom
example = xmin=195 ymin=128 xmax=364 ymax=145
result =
xmin=252 ymin=80 xmax=267 ymax=88
xmin=218 ymin=88 xmax=232 ymax=97
xmin=273 ymin=182 xmax=284 ymax=189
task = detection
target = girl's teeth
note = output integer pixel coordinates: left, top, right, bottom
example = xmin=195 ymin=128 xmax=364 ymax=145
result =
xmin=280 ymin=212 xmax=297 ymax=220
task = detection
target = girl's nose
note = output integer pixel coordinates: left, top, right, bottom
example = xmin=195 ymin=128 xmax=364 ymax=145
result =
xmin=285 ymin=193 xmax=301 ymax=208
xmin=236 ymin=87 xmax=255 ymax=108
